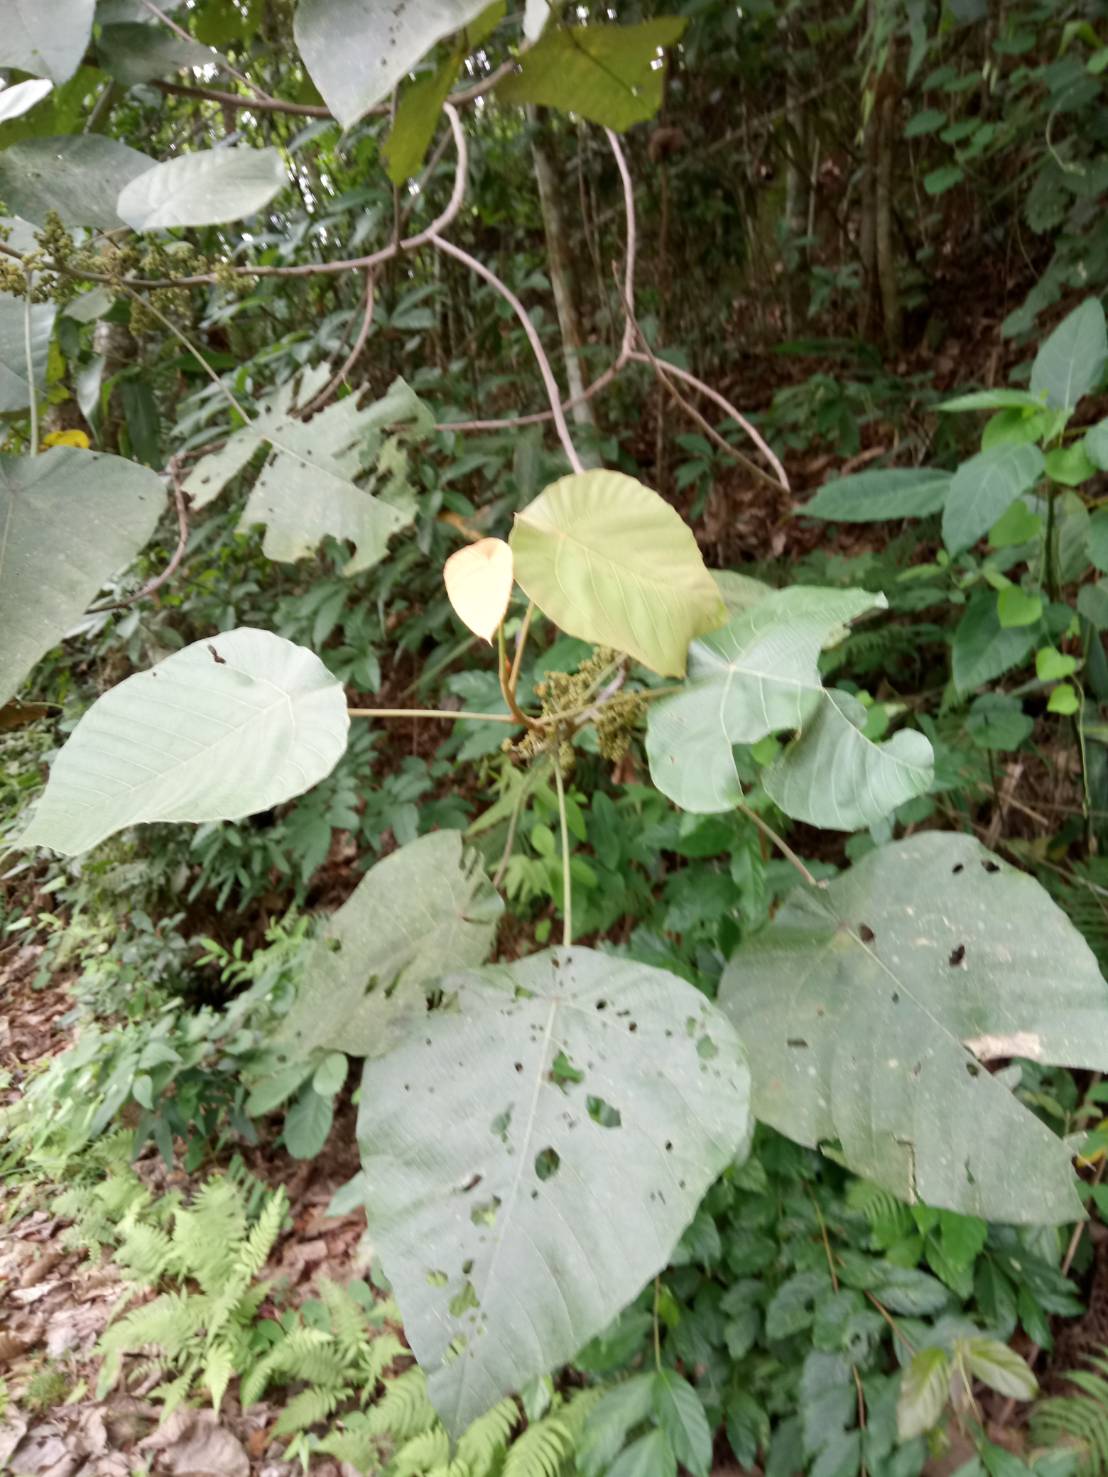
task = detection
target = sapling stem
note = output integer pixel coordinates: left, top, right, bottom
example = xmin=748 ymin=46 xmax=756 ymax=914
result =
xmin=553 ymin=756 xmax=572 ymax=946
xmin=347 ymin=707 xmax=519 ymax=723
xmin=24 ymin=272 xmax=38 ymax=457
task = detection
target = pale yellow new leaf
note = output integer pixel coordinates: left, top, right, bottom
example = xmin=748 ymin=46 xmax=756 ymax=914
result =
xmin=443 ymin=537 xmax=514 ymax=642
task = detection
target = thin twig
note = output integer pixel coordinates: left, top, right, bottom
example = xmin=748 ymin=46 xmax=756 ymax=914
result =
xmin=300 ymin=269 xmax=378 ymax=416
xmin=89 ymin=463 xmax=190 ymax=612
xmin=153 ymin=79 xmax=331 ymax=117
xmin=497 ymin=623 xmax=537 ymax=729
xmin=491 ymin=764 xmax=546 ymax=892
xmin=23 ymin=272 xmax=38 ymax=456
xmin=140 ymin=0 xmax=270 ymax=97
xmin=740 ymin=802 xmax=826 ymax=889
xmin=509 ymin=601 xmax=535 ymax=695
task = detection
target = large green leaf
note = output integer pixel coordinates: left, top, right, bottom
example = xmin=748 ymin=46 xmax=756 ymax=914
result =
xmin=21 ymin=628 xmax=349 ymax=855
xmin=293 ymin=0 xmax=492 ymax=128
xmin=645 ymin=586 xmax=932 ymax=825
xmin=951 ymin=590 xmax=1037 ymax=693
xmin=763 ymin=690 xmax=933 ymax=832
xmin=0 ymin=0 xmax=95 ymax=83
xmin=385 ymin=50 xmax=461 ymax=184
xmin=1030 ymin=298 xmax=1107 ymax=412
xmin=0 ymin=136 xmax=153 ymax=229
xmin=0 ymin=294 xmax=55 ymax=413
xmin=0 ymin=448 xmax=164 ymax=706
xmin=496 ymin=18 xmax=686 ymax=130
xmin=117 ymin=146 xmax=287 ymax=230
xmin=184 ymin=369 xmax=430 ymax=574
xmin=941 ymin=443 xmax=1044 ymax=555
xmin=509 ymin=471 xmax=726 ymax=677
xmin=803 ymin=468 xmax=951 ymax=523
xmin=276 ymin=830 xmax=503 ymax=1060
xmin=0 ymin=81 xmax=55 ymax=126
xmin=357 ymin=946 xmax=751 ymax=1433
xmin=97 ymin=23 xmax=215 ymax=84
xmin=720 ymin=832 xmax=1108 ymax=1223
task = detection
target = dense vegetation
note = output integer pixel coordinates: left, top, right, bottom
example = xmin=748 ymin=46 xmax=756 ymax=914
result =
xmin=2 ymin=1 xmax=1108 ymax=1474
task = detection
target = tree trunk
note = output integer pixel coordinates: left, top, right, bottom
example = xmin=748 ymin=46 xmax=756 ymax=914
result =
xmin=528 ymin=107 xmax=598 ymax=457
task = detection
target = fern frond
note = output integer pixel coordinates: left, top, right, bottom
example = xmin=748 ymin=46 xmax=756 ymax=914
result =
xmin=319 ymin=1276 xmax=371 ymax=1362
xmin=115 ymin=1222 xmax=176 ymax=1286
xmin=501 ymin=1416 xmax=574 ymax=1477
xmin=365 ymin=1368 xmax=437 ymax=1441
xmin=317 ymin=1414 xmax=385 ymax=1474
xmin=100 ymin=1291 xmax=205 ymax=1362
xmin=392 ymin=1426 xmax=453 ymax=1476
xmin=456 ymin=1398 xmax=520 ymax=1477
xmin=172 ymin=1177 xmax=246 ymax=1292
xmin=845 ymin=1178 xmax=913 ymax=1246
xmin=202 ymin=1341 xmax=235 ymax=1412
xmin=1031 ymin=1347 xmax=1108 ymax=1476
xmin=360 ymin=1331 xmax=409 ymax=1393
xmin=554 ymin=1385 xmax=605 ymax=1440
xmin=273 ymin=1384 xmax=339 ymax=1437
xmin=151 ymin=1371 xmax=195 ymax=1422
xmin=235 ymin=1186 xmax=287 ymax=1282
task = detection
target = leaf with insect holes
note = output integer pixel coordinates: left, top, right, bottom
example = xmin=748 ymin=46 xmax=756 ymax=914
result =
xmin=720 ymin=831 xmax=1108 ymax=1223
xmin=20 ymin=629 xmax=349 ymax=855
xmin=356 ymin=945 xmax=751 ymax=1433
xmin=509 ymin=470 xmax=726 ymax=677
xmin=444 ymin=538 xmax=514 ymax=643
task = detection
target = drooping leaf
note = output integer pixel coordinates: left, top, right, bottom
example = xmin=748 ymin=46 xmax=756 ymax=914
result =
xmin=0 ymin=80 xmax=54 ymax=125
xmin=509 ymin=470 xmax=726 ymax=677
xmin=117 ymin=146 xmax=287 ymax=230
xmin=294 ymin=0 xmax=493 ymax=128
xmin=942 ymin=443 xmax=1045 ymax=554
xmin=444 ymin=538 xmax=515 ymax=643
xmin=579 ymin=1377 xmax=656 ymax=1477
xmin=0 ymin=294 xmax=55 ymax=414
xmin=97 ymin=22 xmax=215 ymax=84
xmin=21 ymin=628 xmax=349 ymax=855
xmin=357 ymin=945 xmax=751 ymax=1433
xmin=0 ymin=136 xmax=155 ymax=228
xmin=937 ymin=389 xmax=1044 ymax=412
xmin=0 ymin=447 xmax=164 ymax=706
xmin=763 ymin=690 xmax=933 ymax=832
xmin=385 ymin=49 xmax=462 ymax=184
xmin=963 ymin=1339 xmax=1038 ymax=1400
xmin=184 ymin=368 xmax=431 ymax=574
xmin=496 ymin=18 xmax=687 ymax=130
xmin=951 ymin=591 xmax=1037 ymax=692
xmin=607 ymin=1431 xmax=677 ymax=1477
xmin=0 ymin=0 xmax=95 ymax=84
xmin=652 ymin=1372 xmax=712 ymax=1477
xmin=284 ymin=1084 xmax=334 ymax=1159
xmin=803 ymin=468 xmax=951 ymax=523
xmin=897 ymin=1349 xmax=950 ymax=1441
xmin=276 ymin=830 xmax=503 ymax=1060
xmin=645 ymin=586 xmax=931 ymax=824
xmin=1030 ymin=298 xmax=1108 ymax=412
xmin=719 ymin=831 xmax=1108 ymax=1223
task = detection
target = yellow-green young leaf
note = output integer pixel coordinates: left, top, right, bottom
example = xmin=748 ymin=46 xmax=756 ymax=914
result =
xmin=386 ymin=50 xmax=462 ymax=183
xmin=443 ymin=537 xmax=514 ymax=643
xmin=1045 ymin=443 xmax=1097 ymax=486
xmin=1047 ymin=683 xmax=1079 ymax=715
xmin=1035 ymin=647 xmax=1077 ymax=681
xmin=496 ymin=18 xmax=687 ymax=131
xmin=509 ymin=471 xmax=725 ymax=676
xmin=963 ymin=1338 xmax=1038 ymax=1400
xmin=897 ymin=1348 xmax=950 ymax=1440
xmin=996 ymin=586 xmax=1042 ymax=628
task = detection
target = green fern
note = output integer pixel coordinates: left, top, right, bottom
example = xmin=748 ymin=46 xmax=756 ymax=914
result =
xmin=455 ymin=1397 xmax=521 ymax=1477
xmin=364 ymin=1366 xmax=439 ymax=1441
xmin=1032 ymin=1350 xmax=1108 ymax=1475
xmin=392 ymin=1425 xmax=453 ymax=1476
xmin=502 ymin=1415 xmax=574 ymax=1477
xmin=274 ymin=1383 xmax=341 ymax=1437
xmin=846 ymin=1178 xmax=914 ymax=1248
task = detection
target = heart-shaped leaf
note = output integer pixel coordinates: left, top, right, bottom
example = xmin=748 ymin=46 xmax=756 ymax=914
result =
xmin=357 ymin=945 xmax=751 ymax=1433
xmin=21 ymin=628 xmax=349 ymax=854
xmin=720 ymin=831 xmax=1108 ymax=1223
xmin=509 ymin=470 xmax=726 ymax=677
xmin=444 ymin=538 xmax=514 ymax=643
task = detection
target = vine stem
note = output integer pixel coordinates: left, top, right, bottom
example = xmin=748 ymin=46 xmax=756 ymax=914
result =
xmin=652 ymin=1277 xmax=663 ymax=1372
xmin=509 ymin=601 xmax=535 ymax=695
xmin=24 ymin=271 xmax=38 ymax=456
xmin=89 ymin=460 xmax=190 ymax=611
xmin=497 ymin=623 xmax=537 ymax=729
xmin=553 ymin=755 xmax=573 ymax=946
xmin=739 ymin=802 xmax=826 ymax=889
xmin=347 ymin=707 xmax=518 ymax=723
